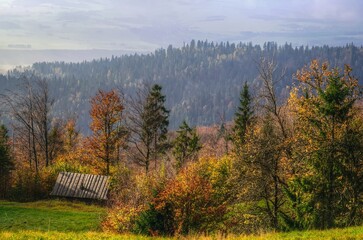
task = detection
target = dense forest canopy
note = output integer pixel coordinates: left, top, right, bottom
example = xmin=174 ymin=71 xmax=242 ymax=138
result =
xmin=1 ymin=41 xmax=363 ymax=132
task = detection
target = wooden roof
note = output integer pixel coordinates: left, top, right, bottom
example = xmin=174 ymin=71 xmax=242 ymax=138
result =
xmin=50 ymin=172 xmax=110 ymax=200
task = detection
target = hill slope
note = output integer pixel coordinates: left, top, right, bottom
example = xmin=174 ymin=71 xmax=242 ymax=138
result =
xmin=2 ymin=41 xmax=363 ymax=132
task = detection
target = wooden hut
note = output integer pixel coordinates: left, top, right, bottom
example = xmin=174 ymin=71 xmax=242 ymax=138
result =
xmin=50 ymin=172 xmax=110 ymax=201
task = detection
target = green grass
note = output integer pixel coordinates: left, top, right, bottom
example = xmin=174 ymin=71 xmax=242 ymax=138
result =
xmin=0 ymin=231 xmax=167 ymax=240
xmin=0 ymin=200 xmax=105 ymax=232
xmin=1 ymin=200 xmax=363 ymax=239
xmin=0 ymin=200 xmax=168 ymax=239
xmin=245 ymin=226 xmax=363 ymax=240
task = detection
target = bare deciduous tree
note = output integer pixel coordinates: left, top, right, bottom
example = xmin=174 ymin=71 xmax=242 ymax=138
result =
xmin=0 ymin=75 xmax=54 ymax=173
xmin=255 ymin=57 xmax=290 ymax=229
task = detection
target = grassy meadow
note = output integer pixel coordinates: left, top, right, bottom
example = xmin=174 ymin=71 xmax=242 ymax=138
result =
xmin=0 ymin=200 xmax=104 ymax=232
xmin=1 ymin=200 xmax=363 ymax=239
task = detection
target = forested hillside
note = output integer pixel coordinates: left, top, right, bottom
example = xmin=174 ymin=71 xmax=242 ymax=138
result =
xmin=1 ymin=50 xmax=362 ymax=236
xmin=1 ymin=41 xmax=363 ymax=132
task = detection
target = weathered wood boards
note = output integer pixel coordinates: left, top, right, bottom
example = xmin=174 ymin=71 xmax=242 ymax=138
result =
xmin=50 ymin=172 xmax=110 ymax=200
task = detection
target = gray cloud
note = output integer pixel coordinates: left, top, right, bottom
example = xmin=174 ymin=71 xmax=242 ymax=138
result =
xmin=0 ymin=21 xmax=21 ymax=30
xmin=0 ymin=0 xmax=362 ymax=51
xmin=201 ymin=16 xmax=226 ymax=22
xmin=8 ymin=44 xmax=31 ymax=48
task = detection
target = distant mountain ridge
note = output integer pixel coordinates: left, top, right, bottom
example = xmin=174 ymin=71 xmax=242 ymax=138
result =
xmin=1 ymin=41 xmax=363 ymax=133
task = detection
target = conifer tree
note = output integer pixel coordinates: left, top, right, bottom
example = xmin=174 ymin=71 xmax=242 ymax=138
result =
xmin=128 ymin=84 xmax=170 ymax=172
xmin=290 ymin=61 xmax=362 ymax=229
xmin=172 ymin=120 xmax=201 ymax=170
xmin=232 ymin=82 xmax=254 ymax=146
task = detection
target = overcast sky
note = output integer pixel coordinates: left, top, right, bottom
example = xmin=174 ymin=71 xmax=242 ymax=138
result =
xmin=1 ymin=0 xmax=363 ymax=52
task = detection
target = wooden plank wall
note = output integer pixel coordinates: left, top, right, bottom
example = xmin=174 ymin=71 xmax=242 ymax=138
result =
xmin=50 ymin=172 xmax=110 ymax=200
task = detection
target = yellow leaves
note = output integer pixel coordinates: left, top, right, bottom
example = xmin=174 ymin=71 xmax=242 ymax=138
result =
xmin=321 ymin=61 xmax=328 ymax=71
xmin=288 ymin=87 xmax=306 ymax=116
xmin=102 ymin=204 xmax=143 ymax=233
xmin=202 ymin=156 xmax=232 ymax=190
xmin=295 ymin=59 xmax=358 ymax=100
xmin=289 ymin=60 xmax=357 ymax=141
xmin=52 ymin=146 xmax=97 ymax=174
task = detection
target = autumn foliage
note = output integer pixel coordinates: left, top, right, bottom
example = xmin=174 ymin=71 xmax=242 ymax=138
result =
xmin=87 ymin=89 xmax=125 ymax=174
xmin=1 ymin=60 xmax=363 ymax=237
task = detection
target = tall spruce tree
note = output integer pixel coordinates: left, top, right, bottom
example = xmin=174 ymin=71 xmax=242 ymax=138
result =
xmin=290 ymin=61 xmax=362 ymax=229
xmin=128 ymin=84 xmax=170 ymax=172
xmin=232 ymin=82 xmax=254 ymax=147
xmin=172 ymin=120 xmax=201 ymax=170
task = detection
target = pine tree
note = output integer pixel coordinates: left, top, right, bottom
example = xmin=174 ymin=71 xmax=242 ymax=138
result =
xmin=290 ymin=61 xmax=362 ymax=229
xmin=128 ymin=84 xmax=170 ymax=172
xmin=172 ymin=120 xmax=201 ymax=170
xmin=232 ymin=82 xmax=254 ymax=147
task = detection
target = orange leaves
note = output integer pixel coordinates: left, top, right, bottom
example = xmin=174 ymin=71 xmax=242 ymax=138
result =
xmin=89 ymin=89 xmax=124 ymax=133
xmin=290 ymin=60 xmax=359 ymax=140
xmin=87 ymin=89 xmax=125 ymax=174
xmin=102 ymin=203 xmax=142 ymax=233
xmin=294 ymin=60 xmax=358 ymax=95
xmin=295 ymin=59 xmax=328 ymax=88
xmin=151 ymin=157 xmax=229 ymax=234
xmin=63 ymin=118 xmax=80 ymax=152
xmin=157 ymin=164 xmax=212 ymax=208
